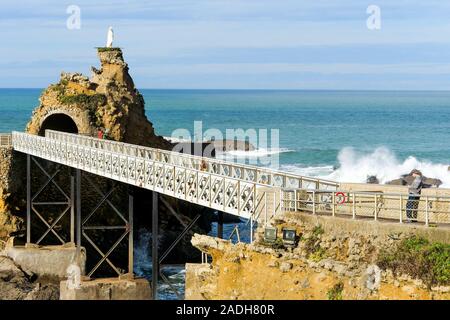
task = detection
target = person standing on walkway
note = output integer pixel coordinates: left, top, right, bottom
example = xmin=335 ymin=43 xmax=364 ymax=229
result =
xmin=405 ymin=169 xmax=428 ymax=222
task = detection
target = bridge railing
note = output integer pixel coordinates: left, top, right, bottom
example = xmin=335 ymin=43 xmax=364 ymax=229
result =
xmin=281 ymin=189 xmax=450 ymax=227
xmin=45 ymin=130 xmax=339 ymax=191
xmin=0 ymin=133 xmax=11 ymax=147
xmin=12 ymin=131 xmax=266 ymax=219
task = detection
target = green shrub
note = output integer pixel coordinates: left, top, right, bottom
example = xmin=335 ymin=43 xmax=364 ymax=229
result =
xmin=97 ymin=47 xmax=121 ymax=52
xmin=327 ymin=282 xmax=344 ymax=300
xmin=59 ymin=93 xmax=106 ymax=107
xmin=377 ymin=236 xmax=450 ymax=287
xmin=304 ymin=225 xmax=326 ymax=261
xmin=309 ymin=247 xmax=327 ymax=262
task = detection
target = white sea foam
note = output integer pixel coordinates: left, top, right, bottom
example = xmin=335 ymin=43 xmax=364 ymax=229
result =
xmin=163 ymin=136 xmax=192 ymax=143
xmin=279 ymin=164 xmax=335 ymax=177
xmin=279 ymin=147 xmax=450 ymax=187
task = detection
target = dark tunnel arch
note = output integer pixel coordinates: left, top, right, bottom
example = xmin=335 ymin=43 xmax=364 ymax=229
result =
xmin=38 ymin=113 xmax=79 ymax=136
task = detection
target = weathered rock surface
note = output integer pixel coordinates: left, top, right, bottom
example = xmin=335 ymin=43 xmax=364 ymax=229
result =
xmin=187 ymin=213 xmax=450 ymax=300
xmin=387 ymin=174 xmax=442 ymax=187
xmin=0 ymin=255 xmax=59 ymax=300
xmin=26 ymin=47 xmax=172 ymax=149
xmin=0 ymin=147 xmax=24 ymax=240
xmin=206 ymin=139 xmax=255 ymax=152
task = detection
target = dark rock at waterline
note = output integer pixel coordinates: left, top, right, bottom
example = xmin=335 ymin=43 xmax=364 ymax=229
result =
xmin=386 ymin=174 xmax=442 ymax=187
xmin=366 ymin=176 xmax=379 ymax=184
xmin=210 ymin=212 xmax=243 ymax=224
xmin=206 ymin=139 xmax=256 ymax=152
xmin=0 ymin=256 xmax=59 ymax=300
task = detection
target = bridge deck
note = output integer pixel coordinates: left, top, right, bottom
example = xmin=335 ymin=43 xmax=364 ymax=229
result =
xmin=10 ymin=130 xmax=450 ymax=227
xmin=11 ymin=130 xmax=335 ymax=219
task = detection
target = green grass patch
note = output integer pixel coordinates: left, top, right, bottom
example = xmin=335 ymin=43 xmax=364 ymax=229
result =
xmin=304 ymin=225 xmax=326 ymax=261
xmin=377 ymin=236 xmax=450 ymax=287
xmin=97 ymin=47 xmax=121 ymax=52
xmin=59 ymin=93 xmax=106 ymax=107
xmin=327 ymin=282 xmax=344 ymax=300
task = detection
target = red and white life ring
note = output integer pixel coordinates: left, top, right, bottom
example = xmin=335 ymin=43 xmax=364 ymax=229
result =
xmin=335 ymin=192 xmax=347 ymax=204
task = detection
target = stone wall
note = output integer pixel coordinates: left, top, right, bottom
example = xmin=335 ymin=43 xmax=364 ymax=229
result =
xmin=186 ymin=212 xmax=450 ymax=300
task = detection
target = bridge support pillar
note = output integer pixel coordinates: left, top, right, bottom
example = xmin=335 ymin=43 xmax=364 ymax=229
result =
xmin=217 ymin=211 xmax=223 ymax=239
xmin=25 ymin=155 xmax=75 ymax=246
xmin=152 ymin=191 xmax=158 ymax=300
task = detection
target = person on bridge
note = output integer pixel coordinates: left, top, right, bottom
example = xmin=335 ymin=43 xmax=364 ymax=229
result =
xmin=404 ymin=170 xmax=430 ymax=223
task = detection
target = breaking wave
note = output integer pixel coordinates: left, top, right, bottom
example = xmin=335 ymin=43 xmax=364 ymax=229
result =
xmin=280 ymin=146 xmax=450 ymax=187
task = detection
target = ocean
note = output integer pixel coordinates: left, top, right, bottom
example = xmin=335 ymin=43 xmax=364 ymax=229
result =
xmin=2 ymin=88 xmax=450 ymax=298
xmin=3 ymin=89 xmax=450 ymax=186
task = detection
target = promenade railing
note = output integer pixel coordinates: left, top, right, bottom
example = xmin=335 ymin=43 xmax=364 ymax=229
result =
xmin=281 ymin=189 xmax=450 ymax=227
xmin=0 ymin=134 xmax=11 ymax=147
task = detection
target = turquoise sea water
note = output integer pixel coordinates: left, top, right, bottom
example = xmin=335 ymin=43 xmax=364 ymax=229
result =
xmin=2 ymin=89 xmax=450 ymax=185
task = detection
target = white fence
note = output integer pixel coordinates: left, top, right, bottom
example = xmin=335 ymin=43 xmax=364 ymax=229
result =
xmin=281 ymin=189 xmax=450 ymax=227
xmin=13 ymin=131 xmax=263 ymax=219
xmin=45 ymin=130 xmax=339 ymax=191
xmin=0 ymin=134 xmax=11 ymax=147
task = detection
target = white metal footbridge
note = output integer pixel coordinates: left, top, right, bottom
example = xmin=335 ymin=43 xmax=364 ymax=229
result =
xmin=1 ymin=129 xmax=449 ymax=299
xmin=2 ymin=130 xmax=450 ymax=227
xmin=9 ymin=130 xmax=338 ymax=220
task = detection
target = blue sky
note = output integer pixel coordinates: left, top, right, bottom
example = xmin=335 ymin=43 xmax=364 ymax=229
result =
xmin=2 ymin=0 xmax=450 ymax=89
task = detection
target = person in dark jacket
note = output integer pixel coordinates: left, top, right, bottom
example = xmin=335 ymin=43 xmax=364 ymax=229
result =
xmin=404 ymin=169 xmax=431 ymax=222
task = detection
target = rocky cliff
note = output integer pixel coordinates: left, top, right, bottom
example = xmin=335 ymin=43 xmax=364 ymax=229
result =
xmin=187 ymin=212 xmax=450 ymax=300
xmin=26 ymin=47 xmax=171 ymax=149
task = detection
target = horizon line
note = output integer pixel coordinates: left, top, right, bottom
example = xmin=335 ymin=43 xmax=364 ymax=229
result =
xmin=2 ymin=88 xmax=450 ymax=92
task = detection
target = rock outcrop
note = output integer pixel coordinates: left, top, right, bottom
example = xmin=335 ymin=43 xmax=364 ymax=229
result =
xmin=26 ymin=47 xmax=171 ymax=149
xmin=0 ymin=255 xmax=59 ymax=300
xmin=0 ymin=147 xmax=24 ymax=240
xmin=387 ymin=174 xmax=442 ymax=187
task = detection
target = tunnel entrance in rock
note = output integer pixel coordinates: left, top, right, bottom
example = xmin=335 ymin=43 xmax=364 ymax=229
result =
xmin=38 ymin=113 xmax=78 ymax=136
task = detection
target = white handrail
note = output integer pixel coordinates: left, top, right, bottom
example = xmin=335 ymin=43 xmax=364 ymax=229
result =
xmin=281 ymin=188 xmax=450 ymax=227
xmin=45 ymin=130 xmax=339 ymax=190
xmin=0 ymin=133 xmax=12 ymax=147
xmin=12 ymin=131 xmax=261 ymax=219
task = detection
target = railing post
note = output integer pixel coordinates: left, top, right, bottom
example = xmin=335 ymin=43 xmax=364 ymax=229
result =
xmin=264 ymin=192 xmax=268 ymax=224
xmin=352 ymin=193 xmax=356 ymax=219
xmin=76 ymin=169 xmax=82 ymax=261
xmin=250 ymin=215 xmax=253 ymax=243
xmin=332 ymin=191 xmax=336 ymax=217
xmin=294 ymin=189 xmax=298 ymax=212
xmin=237 ymin=180 xmax=241 ymax=214
xmin=196 ymin=170 xmax=199 ymax=200
xmin=70 ymin=172 xmax=75 ymax=244
xmin=399 ymin=194 xmax=403 ymax=223
xmin=374 ymin=194 xmax=378 ymax=221
xmin=223 ymin=179 xmax=226 ymax=211
xmin=312 ymin=191 xmax=316 ymax=215
xmin=152 ymin=191 xmax=159 ymax=300
xmin=128 ymin=189 xmax=134 ymax=275
xmin=425 ymin=196 xmax=429 ymax=227
xmin=26 ymin=154 xmax=31 ymax=244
